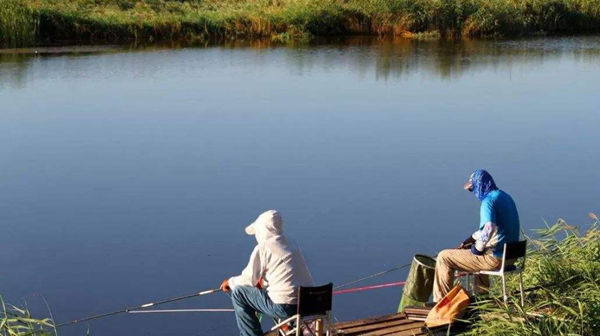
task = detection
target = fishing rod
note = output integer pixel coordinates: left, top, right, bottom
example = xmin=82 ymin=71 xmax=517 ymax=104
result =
xmin=55 ymin=288 xmax=222 ymax=327
xmin=128 ymin=308 xmax=234 ymax=314
xmin=333 ymin=281 xmax=406 ymax=295
xmin=27 ymin=259 xmax=415 ymax=333
xmin=333 ymin=263 xmax=412 ymax=290
xmin=55 ymin=259 xmax=420 ymax=325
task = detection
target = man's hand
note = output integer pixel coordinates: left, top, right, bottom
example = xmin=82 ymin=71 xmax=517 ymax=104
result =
xmin=256 ymin=277 xmax=263 ymax=289
xmin=220 ymin=279 xmax=231 ymax=293
xmin=459 ymin=236 xmax=476 ymax=249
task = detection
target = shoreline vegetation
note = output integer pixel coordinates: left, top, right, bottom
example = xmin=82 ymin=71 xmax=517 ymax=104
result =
xmin=461 ymin=213 xmax=600 ymax=335
xmin=2 ymin=214 xmax=598 ymax=335
xmin=1 ymin=0 xmax=600 ymax=48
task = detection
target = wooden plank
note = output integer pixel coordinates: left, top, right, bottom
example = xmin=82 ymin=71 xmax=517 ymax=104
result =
xmin=265 ymin=313 xmax=429 ymax=336
xmin=404 ymin=306 xmax=431 ymax=322
xmin=403 ymin=307 xmax=432 ymax=316
xmin=334 ymin=312 xmax=407 ymax=329
xmin=383 ymin=327 xmax=428 ymax=336
xmin=406 ymin=316 xmax=427 ymax=322
xmin=360 ymin=321 xmax=425 ymax=336
xmin=341 ymin=318 xmax=416 ymax=335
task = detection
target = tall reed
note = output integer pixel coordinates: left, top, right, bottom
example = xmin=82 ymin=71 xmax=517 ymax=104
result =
xmin=0 ymin=0 xmax=37 ymax=47
xmin=0 ymin=297 xmax=55 ymax=336
xmin=8 ymin=0 xmax=600 ymax=47
xmin=461 ymin=213 xmax=600 ymax=335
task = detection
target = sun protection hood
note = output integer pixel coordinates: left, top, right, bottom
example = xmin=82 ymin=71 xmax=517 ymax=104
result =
xmin=244 ymin=210 xmax=283 ymax=244
xmin=467 ymin=169 xmax=498 ymax=201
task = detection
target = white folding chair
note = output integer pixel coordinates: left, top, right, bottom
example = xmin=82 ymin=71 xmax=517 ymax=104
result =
xmin=271 ymin=283 xmax=333 ymax=336
xmin=466 ymin=240 xmax=527 ymax=306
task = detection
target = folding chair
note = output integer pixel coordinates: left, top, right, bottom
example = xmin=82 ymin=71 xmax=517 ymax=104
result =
xmin=465 ymin=240 xmax=527 ymax=306
xmin=271 ymin=283 xmax=333 ymax=336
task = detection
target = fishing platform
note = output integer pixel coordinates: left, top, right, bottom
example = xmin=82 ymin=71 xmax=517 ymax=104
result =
xmin=265 ymin=306 xmax=436 ymax=336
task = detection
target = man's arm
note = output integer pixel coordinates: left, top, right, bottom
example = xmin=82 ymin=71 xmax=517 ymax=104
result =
xmin=228 ymin=246 xmax=263 ymax=289
xmin=469 ymin=198 xmax=498 ymax=255
xmin=470 ymin=221 xmax=497 ymax=255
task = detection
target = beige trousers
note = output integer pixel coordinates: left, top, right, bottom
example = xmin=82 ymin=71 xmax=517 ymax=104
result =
xmin=433 ymin=248 xmax=501 ymax=302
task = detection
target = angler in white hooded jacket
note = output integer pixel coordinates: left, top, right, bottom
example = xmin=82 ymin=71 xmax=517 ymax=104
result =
xmin=221 ymin=210 xmax=313 ymax=336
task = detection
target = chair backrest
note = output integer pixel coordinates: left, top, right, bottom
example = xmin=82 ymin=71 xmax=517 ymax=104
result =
xmin=297 ymin=283 xmax=333 ymax=317
xmin=504 ymin=240 xmax=527 ymax=260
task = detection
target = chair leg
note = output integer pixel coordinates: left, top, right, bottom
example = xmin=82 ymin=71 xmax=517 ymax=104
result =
xmin=501 ymin=274 xmax=507 ymax=304
xmin=519 ymin=272 xmax=525 ymax=307
xmin=316 ymin=318 xmax=323 ymax=336
xmin=466 ymin=274 xmax=471 ymax=294
xmin=275 ymin=318 xmax=285 ymax=336
xmin=296 ymin=315 xmax=301 ymax=336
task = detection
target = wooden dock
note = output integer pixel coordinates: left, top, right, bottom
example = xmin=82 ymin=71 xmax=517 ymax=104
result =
xmin=266 ymin=306 xmax=435 ymax=336
xmin=333 ymin=312 xmax=428 ymax=335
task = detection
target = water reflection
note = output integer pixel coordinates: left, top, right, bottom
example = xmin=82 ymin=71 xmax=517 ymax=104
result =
xmin=2 ymin=36 xmax=600 ymax=90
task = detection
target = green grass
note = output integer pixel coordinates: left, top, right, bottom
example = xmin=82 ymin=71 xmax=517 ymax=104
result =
xmin=458 ymin=213 xmax=600 ymax=336
xmin=0 ymin=0 xmax=37 ymax=47
xmin=1 ymin=0 xmax=600 ymax=46
xmin=0 ymin=297 xmax=55 ymax=336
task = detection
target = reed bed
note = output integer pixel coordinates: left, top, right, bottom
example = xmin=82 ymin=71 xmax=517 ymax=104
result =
xmin=1 ymin=0 xmax=600 ymax=46
xmin=460 ymin=213 xmax=600 ymax=336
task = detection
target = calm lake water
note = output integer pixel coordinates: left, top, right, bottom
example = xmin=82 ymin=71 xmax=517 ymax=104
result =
xmin=1 ymin=36 xmax=599 ymax=335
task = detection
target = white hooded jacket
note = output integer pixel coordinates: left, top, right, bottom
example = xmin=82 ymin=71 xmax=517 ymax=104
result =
xmin=228 ymin=210 xmax=314 ymax=305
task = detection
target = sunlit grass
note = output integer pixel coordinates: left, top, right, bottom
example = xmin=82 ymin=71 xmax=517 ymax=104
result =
xmin=0 ymin=0 xmax=37 ymax=47
xmin=0 ymin=297 xmax=55 ymax=336
xmin=460 ymin=213 xmax=600 ymax=335
xmin=1 ymin=0 xmax=600 ymax=46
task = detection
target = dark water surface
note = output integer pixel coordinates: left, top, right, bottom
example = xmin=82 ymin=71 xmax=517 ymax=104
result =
xmin=1 ymin=36 xmax=599 ymax=335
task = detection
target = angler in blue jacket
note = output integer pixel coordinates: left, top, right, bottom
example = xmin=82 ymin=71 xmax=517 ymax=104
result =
xmin=432 ymin=169 xmax=520 ymax=302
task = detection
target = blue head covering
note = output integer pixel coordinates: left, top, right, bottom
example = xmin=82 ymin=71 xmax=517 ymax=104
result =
xmin=469 ymin=169 xmax=498 ymax=201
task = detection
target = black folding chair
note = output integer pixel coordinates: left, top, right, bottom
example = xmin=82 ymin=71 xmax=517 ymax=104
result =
xmin=271 ymin=283 xmax=333 ymax=336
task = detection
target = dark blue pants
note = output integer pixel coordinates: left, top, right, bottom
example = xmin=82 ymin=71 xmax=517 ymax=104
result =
xmin=230 ymin=286 xmax=297 ymax=336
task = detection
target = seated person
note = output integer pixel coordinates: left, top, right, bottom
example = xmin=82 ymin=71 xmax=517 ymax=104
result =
xmin=221 ymin=210 xmax=313 ymax=336
xmin=433 ymin=169 xmax=520 ymax=302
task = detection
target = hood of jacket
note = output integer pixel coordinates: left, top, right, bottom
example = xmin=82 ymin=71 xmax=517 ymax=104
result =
xmin=469 ymin=169 xmax=498 ymax=201
xmin=245 ymin=210 xmax=284 ymax=244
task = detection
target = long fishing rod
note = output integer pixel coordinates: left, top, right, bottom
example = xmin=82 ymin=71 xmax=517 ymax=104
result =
xmin=55 ymin=288 xmax=222 ymax=327
xmin=29 ymin=260 xmax=414 ymax=332
xmin=52 ymin=260 xmax=418 ymax=326
xmin=333 ymin=281 xmax=406 ymax=295
xmin=128 ymin=308 xmax=234 ymax=314
xmin=333 ymin=263 xmax=412 ymax=290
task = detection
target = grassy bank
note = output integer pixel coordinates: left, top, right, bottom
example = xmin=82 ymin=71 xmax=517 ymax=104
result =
xmin=1 ymin=0 xmax=600 ymax=47
xmin=460 ymin=213 xmax=600 ymax=336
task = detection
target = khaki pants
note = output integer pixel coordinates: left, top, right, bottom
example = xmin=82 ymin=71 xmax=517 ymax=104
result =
xmin=433 ymin=249 xmax=501 ymax=302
